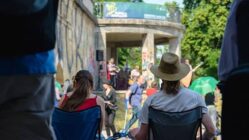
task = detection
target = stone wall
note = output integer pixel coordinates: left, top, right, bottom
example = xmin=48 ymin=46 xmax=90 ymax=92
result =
xmin=55 ymin=0 xmax=99 ymax=88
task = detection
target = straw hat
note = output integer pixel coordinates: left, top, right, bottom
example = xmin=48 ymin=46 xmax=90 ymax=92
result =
xmin=150 ymin=52 xmax=190 ymax=81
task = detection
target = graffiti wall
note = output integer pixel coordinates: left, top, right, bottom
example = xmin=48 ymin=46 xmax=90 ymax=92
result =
xmin=142 ymin=33 xmax=155 ymax=86
xmin=56 ymin=0 xmax=98 ymax=88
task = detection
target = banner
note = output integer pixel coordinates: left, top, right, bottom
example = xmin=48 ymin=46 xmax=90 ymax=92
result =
xmin=103 ymin=2 xmax=167 ymax=20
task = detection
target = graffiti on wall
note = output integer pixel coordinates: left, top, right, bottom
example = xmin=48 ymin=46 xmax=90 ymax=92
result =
xmin=56 ymin=0 xmax=98 ymax=86
xmin=142 ymin=47 xmax=153 ymax=71
xmin=142 ymin=44 xmax=154 ymax=86
xmin=74 ymin=7 xmax=84 ymax=70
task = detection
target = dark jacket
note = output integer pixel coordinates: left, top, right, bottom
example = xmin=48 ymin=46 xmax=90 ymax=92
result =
xmin=0 ymin=0 xmax=58 ymax=57
xmin=102 ymin=89 xmax=117 ymax=114
xmin=102 ymin=89 xmax=117 ymax=105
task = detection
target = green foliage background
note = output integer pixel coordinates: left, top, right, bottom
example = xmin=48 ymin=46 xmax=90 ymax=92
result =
xmin=181 ymin=0 xmax=232 ymax=78
xmin=117 ymin=47 xmax=142 ymax=70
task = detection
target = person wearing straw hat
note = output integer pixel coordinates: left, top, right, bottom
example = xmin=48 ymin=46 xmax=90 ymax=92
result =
xmin=133 ymin=52 xmax=216 ymax=140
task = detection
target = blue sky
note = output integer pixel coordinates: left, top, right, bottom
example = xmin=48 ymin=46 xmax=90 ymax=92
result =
xmin=143 ymin=0 xmax=183 ymax=7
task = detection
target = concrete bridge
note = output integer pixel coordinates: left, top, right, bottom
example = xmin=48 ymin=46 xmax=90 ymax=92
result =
xmin=55 ymin=0 xmax=185 ymax=89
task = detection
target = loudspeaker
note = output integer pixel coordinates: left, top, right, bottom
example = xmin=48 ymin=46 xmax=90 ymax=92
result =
xmin=99 ymin=64 xmax=103 ymax=70
xmin=96 ymin=50 xmax=103 ymax=61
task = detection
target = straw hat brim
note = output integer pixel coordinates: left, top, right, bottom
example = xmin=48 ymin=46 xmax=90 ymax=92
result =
xmin=150 ymin=63 xmax=190 ymax=81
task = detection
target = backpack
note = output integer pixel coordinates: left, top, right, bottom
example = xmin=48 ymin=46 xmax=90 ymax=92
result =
xmin=0 ymin=0 xmax=58 ymax=57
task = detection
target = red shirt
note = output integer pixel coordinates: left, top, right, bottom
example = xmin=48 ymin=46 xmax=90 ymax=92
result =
xmin=146 ymin=88 xmax=157 ymax=97
xmin=61 ymin=95 xmax=97 ymax=111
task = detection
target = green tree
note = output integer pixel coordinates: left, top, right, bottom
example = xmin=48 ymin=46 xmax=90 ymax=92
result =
xmin=183 ymin=0 xmax=202 ymax=10
xmin=164 ymin=1 xmax=181 ymax=22
xmin=117 ymin=47 xmax=142 ymax=70
xmin=181 ymin=0 xmax=232 ymax=78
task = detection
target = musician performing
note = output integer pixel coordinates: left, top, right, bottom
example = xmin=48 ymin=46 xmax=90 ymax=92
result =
xmin=107 ymin=58 xmax=120 ymax=89
xmin=181 ymin=59 xmax=203 ymax=88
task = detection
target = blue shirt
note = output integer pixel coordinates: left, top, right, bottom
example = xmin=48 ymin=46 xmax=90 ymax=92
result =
xmin=0 ymin=50 xmax=56 ymax=75
xmin=129 ymin=83 xmax=143 ymax=107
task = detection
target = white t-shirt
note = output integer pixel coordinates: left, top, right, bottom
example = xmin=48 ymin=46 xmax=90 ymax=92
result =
xmin=140 ymin=87 xmax=208 ymax=124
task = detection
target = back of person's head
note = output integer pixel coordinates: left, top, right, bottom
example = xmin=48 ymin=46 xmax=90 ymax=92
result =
xmin=205 ymin=92 xmax=215 ymax=106
xmin=62 ymin=70 xmax=93 ymax=111
xmin=150 ymin=81 xmax=158 ymax=89
xmin=150 ymin=52 xmax=190 ymax=95
xmin=118 ymin=69 xmax=127 ymax=79
xmin=102 ymin=79 xmax=112 ymax=90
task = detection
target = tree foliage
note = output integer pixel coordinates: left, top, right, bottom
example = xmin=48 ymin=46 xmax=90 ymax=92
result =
xmin=183 ymin=0 xmax=202 ymax=10
xmin=117 ymin=47 xmax=141 ymax=70
xmin=164 ymin=1 xmax=181 ymax=22
xmin=181 ymin=0 xmax=232 ymax=78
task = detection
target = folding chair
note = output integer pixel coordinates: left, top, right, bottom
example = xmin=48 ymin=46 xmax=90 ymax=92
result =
xmin=52 ymin=106 xmax=101 ymax=140
xmin=221 ymin=64 xmax=249 ymax=140
xmin=148 ymin=106 xmax=203 ymax=140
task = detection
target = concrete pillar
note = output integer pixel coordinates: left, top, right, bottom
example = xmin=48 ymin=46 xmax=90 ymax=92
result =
xmin=97 ymin=29 xmax=107 ymax=88
xmin=169 ymin=33 xmax=183 ymax=57
xmin=142 ymin=33 xmax=155 ymax=86
xmin=106 ymin=43 xmax=116 ymax=62
xmin=106 ymin=45 xmax=112 ymax=62
xmin=111 ymin=47 xmax=118 ymax=65
xmin=98 ymin=30 xmax=106 ymax=58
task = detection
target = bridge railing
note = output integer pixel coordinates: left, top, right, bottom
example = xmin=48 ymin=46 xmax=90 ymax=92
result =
xmin=94 ymin=2 xmax=181 ymax=23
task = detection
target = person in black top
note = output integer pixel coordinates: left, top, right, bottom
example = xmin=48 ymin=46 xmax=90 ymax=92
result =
xmin=102 ymin=80 xmax=117 ymax=137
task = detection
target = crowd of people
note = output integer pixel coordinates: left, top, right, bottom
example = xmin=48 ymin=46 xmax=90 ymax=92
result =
xmin=106 ymin=57 xmax=140 ymax=90
xmin=54 ymin=53 xmax=218 ymax=140
xmin=1 ymin=0 xmax=247 ymax=139
xmin=52 ymin=52 xmax=221 ymax=139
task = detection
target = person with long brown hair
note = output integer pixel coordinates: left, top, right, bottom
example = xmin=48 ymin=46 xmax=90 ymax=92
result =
xmin=133 ymin=53 xmax=216 ymax=140
xmin=102 ymin=80 xmax=117 ymax=138
xmin=58 ymin=70 xmax=105 ymax=130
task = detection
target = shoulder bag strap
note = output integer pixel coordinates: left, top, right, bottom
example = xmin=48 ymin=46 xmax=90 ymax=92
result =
xmin=129 ymin=85 xmax=139 ymax=104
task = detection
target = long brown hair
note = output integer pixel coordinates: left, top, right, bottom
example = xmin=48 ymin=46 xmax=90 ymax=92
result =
xmin=161 ymin=80 xmax=180 ymax=95
xmin=62 ymin=70 xmax=93 ymax=111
